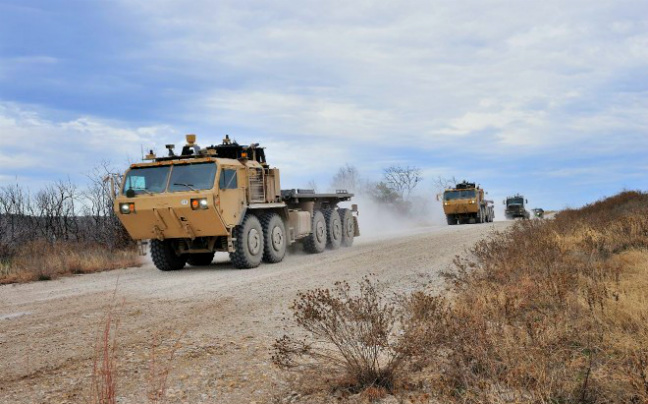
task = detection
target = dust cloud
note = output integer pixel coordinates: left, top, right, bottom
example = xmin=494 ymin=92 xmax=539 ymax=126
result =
xmin=339 ymin=194 xmax=447 ymax=241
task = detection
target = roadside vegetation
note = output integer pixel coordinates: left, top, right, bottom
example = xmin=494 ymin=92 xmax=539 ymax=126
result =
xmin=274 ymin=190 xmax=648 ymax=403
xmin=0 ymin=164 xmax=139 ymax=284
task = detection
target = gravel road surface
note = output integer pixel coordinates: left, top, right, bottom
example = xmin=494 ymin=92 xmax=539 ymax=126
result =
xmin=0 ymin=221 xmax=510 ymax=404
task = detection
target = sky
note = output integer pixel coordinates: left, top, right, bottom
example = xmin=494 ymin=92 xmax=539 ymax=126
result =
xmin=0 ymin=0 xmax=647 ymax=210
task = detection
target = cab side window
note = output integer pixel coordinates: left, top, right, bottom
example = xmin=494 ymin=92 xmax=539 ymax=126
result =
xmin=219 ymin=169 xmax=238 ymax=190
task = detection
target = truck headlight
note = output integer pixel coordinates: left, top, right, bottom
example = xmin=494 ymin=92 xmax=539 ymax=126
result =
xmin=120 ymin=203 xmax=135 ymax=214
xmin=191 ymin=198 xmax=208 ymax=210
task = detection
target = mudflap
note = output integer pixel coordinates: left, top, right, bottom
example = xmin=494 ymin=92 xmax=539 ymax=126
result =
xmin=137 ymin=240 xmax=149 ymax=256
xmin=353 ymin=216 xmax=360 ymax=237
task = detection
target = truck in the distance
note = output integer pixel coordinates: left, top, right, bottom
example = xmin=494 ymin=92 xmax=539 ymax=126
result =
xmin=504 ymin=194 xmax=530 ymax=220
xmin=113 ymin=134 xmax=359 ymax=271
xmin=439 ymin=181 xmax=494 ymax=225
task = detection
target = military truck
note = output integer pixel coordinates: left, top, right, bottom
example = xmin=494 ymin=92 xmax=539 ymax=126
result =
xmin=113 ymin=135 xmax=360 ymax=271
xmin=532 ymin=208 xmax=545 ymax=219
xmin=504 ymin=194 xmax=530 ymax=220
xmin=439 ymin=181 xmax=494 ymax=225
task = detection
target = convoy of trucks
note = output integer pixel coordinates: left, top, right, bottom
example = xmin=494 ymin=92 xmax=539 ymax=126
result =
xmin=112 ymin=134 xmax=547 ymax=271
xmin=114 ymin=135 xmax=359 ymax=271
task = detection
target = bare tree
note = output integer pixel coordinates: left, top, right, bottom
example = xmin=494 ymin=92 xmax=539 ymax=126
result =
xmin=367 ymin=181 xmax=401 ymax=204
xmin=83 ymin=162 xmax=132 ymax=249
xmin=431 ymin=175 xmax=458 ymax=192
xmin=383 ymin=166 xmax=423 ymax=200
xmin=34 ymin=180 xmax=78 ymax=242
xmin=306 ymin=179 xmax=318 ymax=193
xmin=331 ymin=164 xmax=360 ymax=193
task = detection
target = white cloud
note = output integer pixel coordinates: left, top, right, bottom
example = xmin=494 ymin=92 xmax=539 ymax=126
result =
xmin=0 ymin=103 xmax=179 ymax=181
xmin=111 ymin=0 xmax=648 ymax=158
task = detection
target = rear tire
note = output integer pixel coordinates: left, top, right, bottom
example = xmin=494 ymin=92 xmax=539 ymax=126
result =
xmin=324 ymin=209 xmax=342 ymax=250
xmin=230 ymin=214 xmax=264 ymax=269
xmin=187 ymin=252 xmax=215 ymax=266
xmin=303 ymin=210 xmax=327 ymax=253
xmin=338 ymin=208 xmax=355 ymax=247
xmin=261 ymin=212 xmax=287 ymax=263
xmin=446 ymin=216 xmax=455 ymax=225
xmin=150 ymin=239 xmax=187 ymax=271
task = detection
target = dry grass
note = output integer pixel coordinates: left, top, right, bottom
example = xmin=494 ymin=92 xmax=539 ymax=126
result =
xmin=441 ymin=190 xmax=648 ymax=403
xmin=0 ymin=240 xmax=140 ymax=284
xmin=90 ymin=288 xmax=182 ymax=404
xmin=275 ymin=191 xmax=648 ymax=403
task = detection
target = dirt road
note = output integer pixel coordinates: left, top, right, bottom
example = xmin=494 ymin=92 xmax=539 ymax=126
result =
xmin=0 ymin=222 xmax=510 ymax=404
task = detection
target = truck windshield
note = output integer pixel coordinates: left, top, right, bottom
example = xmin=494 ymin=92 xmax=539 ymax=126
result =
xmin=168 ymin=163 xmax=217 ymax=192
xmin=508 ymin=197 xmax=524 ymax=205
xmin=123 ymin=166 xmax=171 ymax=195
xmin=444 ymin=190 xmax=476 ymax=200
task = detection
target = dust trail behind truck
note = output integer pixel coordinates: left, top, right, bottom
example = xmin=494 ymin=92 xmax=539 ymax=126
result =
xmin=113 ymin=135 xmax=359 ymax=270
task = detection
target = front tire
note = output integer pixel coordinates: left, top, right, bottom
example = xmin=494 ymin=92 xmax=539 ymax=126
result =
xmin=446 ymin=216 xmax=456 ymax=225
xmin=230 ymin=214 xmax=264 ymax=269
xmin=261 ymin=213 xmax=287 ymax=263
xmin=150 ymin=239 xmax=187 ymax=271
xmin=303 ymin=210 xmax=327 ymax=253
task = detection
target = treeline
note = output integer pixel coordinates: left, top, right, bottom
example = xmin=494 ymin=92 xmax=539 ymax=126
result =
xmin=328 ymin=164 xmax=424 ymax=213
xmin=0 ymin=164 xmax=132 ymax=261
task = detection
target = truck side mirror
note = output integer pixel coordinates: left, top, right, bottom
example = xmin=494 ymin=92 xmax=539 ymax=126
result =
xmin=502 ymin=200 xmax=505 ymax=205
xmin=526 ymin=199 xmax=528 ymax=204
xmin=436 ymin=194 xmax=440 ymax=201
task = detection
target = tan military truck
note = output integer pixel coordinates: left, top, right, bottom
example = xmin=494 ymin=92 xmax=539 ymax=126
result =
xmin=113 ymin=135 xmax=359 ymax=270
xmin=439 ymin=181 xmax=494 ymax=225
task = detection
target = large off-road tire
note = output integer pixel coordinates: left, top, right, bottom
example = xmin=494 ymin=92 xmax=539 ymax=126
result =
xmin=338 ymin=208 xmax=355 ymax=247
xmin=303 ymin=210 xmax=327 ymax=253
xmin=187 ymin=252 xmax=215 ymax=266
xmin=446 ymin=216 xmax=456 ymax=225
xmin=261 ymin=212 xmax=287 ymax=263
xmin=324 ymin=209 xmax=342 ymax=250
xmin=230 ymin=214 xmax=264 ymax=269
xmin=150 ymin=239 xmax=187 ymax=271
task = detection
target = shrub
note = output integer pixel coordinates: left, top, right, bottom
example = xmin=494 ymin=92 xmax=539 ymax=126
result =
xmin=272 ymin=277 xmax=449 ymax=393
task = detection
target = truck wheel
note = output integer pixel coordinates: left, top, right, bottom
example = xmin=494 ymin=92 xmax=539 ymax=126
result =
xmin=338 ymin=208 xmax=355 ymax=247
xmin=446 ymin=216 xmax=456 ymax=225
xmin=187 ymin=252 xmax=215 ymax=266
xmin=150 ymin=239 xmax=187 ymax=271
xmin=303 ymin=210 xmax=327 ymax=253
xmin=230 ymin=214 xmax=264 ymax=269
xmin=261 ymin=213 xmax=286 ymax=263
xmin=324 ymin=209 xmax=342 ymax=250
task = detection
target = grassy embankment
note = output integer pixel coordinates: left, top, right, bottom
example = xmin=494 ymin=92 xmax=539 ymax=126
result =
xmin=275 ymin=191 xmax=648 ymax=403
xmin=0 ymin=241 xmax=140 ymax=284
